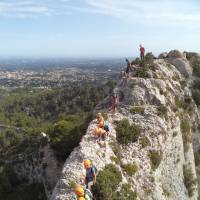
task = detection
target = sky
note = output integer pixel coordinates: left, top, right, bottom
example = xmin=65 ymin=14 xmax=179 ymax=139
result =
xmin=0 ymin=0 xmax=199 ymax=58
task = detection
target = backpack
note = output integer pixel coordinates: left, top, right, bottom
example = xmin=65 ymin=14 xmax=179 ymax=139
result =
xmin=91 ymin=166 xmax=98 ymax=175
xmin=104 ymin=121 xmax=110 ymax=132
xmin=86 ymin=166 xmax=98 ymax=181
xmin=84 ymin=188 xmax=93 ymax=200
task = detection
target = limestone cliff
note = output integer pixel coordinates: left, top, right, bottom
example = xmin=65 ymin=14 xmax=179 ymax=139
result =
xmin=51 ymin=51 xmax=199 ymax=200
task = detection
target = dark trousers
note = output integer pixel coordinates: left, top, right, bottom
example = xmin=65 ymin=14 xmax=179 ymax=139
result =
xmin=140 ymin=53 xmax=145 ymax=61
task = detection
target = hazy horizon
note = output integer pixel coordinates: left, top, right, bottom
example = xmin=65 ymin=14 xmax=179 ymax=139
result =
xmin=0 ymin=0 xmax=199 ymax=57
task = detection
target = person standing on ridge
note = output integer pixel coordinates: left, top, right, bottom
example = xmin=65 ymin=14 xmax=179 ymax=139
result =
xmin=83 ymin=160 xmax=97 ymax=191
xmin=140 ymin=44 xmax=145 ymax=61
xmin=125 ymin=58 xmax=131 ymax=78
xmin=109 ymin=88 xmax=118 ymax=113
xmin=96 ymin=113 xmax=104 ymax=129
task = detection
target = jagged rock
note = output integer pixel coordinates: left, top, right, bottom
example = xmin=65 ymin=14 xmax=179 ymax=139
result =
xmin=51 ymin=57 xmax=198 ymax=200
xmin=6 ymin=143 xmax=62 ymax=199
xmin=168 ymin=50 xmax=185 ymax=59
xmin=158 ymin=52 xmax=168 ymax=59
xmin=161 ymin=50 xmax=193 ymax=78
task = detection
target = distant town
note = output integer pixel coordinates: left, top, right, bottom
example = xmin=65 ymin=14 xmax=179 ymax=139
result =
xmin=0 ymin=58 xmax=124 ymax=87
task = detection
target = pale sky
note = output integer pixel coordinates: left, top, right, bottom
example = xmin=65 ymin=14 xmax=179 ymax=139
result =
xmin=0 ymin=0 xmax=199 ymax=57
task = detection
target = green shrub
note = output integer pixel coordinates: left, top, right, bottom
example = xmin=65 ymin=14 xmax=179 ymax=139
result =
xmin=192 ymin=80 xmax=200 ymax=90
xmin=130 ymin=107 xmax=145 ymax=115
xmin=139 ymin=136 xmax=150 ymax=148
xmin=93 ymin=164 xmax=122 ymax=200
xmin=123 ymin=163 xmax=138 ymax=176
xmin=49 ymin=114 xmax=91 ymax=161
xmin=145 ymin=52 xmax=155 ymax=64
xmin=131 ymin=58 xmax=140 ymax=65
xmin=175 ymin=97 xmax=194 ymax=116
xmin=160 ymin=89 xmax=167 ymax=97
xmin=166 ymin=63 xmax=172 ymax=69
xmin=183 ymin=165 xmax=197 ymax=197
xmin=0 ymin=164 xmax=20 ymax=195
xmin=110 ymin=156 xmax=120 ymax=165
xmin=162 ymin=187 xmax=171 ymax=197
xmin=173 ymin=131 xmax=178 ymax=137
xmin=0 ymin=183 xmax=47 ymax=200
xmin=175 ymin=97 xmax=192 ymax=109
xmin=192 ymin=59 xmax=200 ymax=77
xmin=181 ymin=119 xmax=191 ymax=152
xmin=194 ymin=152 xmax=200 ymax=166
xmin=180 ymin=80 xmax=187 ymax=88
xmin=109 ymin=141 xmax=121 ymax=156
xmin=149 ymin=150 xmax=163 ymax=170
xmin=157 ymin=105 xmax=168 ymax=118
xmin=135 ymin=63 xmax=149 ymax=78
xmin=93 ymin=164 xmax=137 ymax=200
xmin=116 ymin=119 xmax=141 ymax=145
xmin=68 ymin=180 xmax=76 ymax=189
xmin=172 ymin=75 xmax=180 ymax=81
xmin=192 ymin=90 xmax=200 ymax=106
xmin=185 ymin=52 xmax=199 ymax=61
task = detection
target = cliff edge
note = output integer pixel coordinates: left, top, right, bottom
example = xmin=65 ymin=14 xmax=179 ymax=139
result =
xmin=51 ymin=51 xmax=199 ymax=200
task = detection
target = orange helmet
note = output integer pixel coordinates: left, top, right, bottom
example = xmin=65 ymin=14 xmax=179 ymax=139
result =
xmin=84 ymin=159 xmax=91 ymax=169
xmin=74 ymin=185 xmax=84 ymax=197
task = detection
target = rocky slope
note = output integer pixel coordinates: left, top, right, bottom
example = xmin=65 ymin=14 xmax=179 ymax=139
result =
xmin=51 ymin=51 xmax=199 ymax=200
xmin=2 ymin=139 xmax=62 ymax=199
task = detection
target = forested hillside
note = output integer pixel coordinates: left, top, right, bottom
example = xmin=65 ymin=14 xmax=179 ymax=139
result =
xmin=0 ymin=80 xmax=116 ymax=200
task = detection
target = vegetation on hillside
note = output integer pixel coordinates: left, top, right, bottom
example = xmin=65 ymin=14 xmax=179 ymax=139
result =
xmin=185 ymin=52 xmax=200 ymax=106
xmin=0 ymin=80 xmax=116 ymax=200
xmin=0 ymin=81 xmax=116 ymax=159
xmin=116 ymin=119 xmax=141 ymax=145
xmin=93 ymin=164 xmax=137 ymax=200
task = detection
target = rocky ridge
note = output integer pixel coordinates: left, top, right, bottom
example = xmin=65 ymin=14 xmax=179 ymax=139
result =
xmin=51 ymin=51 xmax=199 ymax=200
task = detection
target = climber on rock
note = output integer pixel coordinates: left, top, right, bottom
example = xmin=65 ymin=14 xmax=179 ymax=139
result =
xmin=74 ymin=185 xmax=93 ymax=200
xmin=96 ymin=113 xmax=110 ymax=136
xmin=125 ymin=58 xmax=132 ymax=78
xmin=109 ymin=89 xmax=118 ymax=113
xmin=95 ymin=127 xmax=107 ymax=145
xmin=140 ymin=44 xmax=145 ymax=61
xmin=96 ymin=113 xmax=105 ymax=128
xmin=83 ymin=160 xmax=97 ymax=191
xmin=120 ymin=68 xmax=127 ymax=86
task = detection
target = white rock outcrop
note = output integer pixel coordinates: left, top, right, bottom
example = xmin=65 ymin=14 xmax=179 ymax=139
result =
xmin=51 ymin=57 xmax=198 ymax=200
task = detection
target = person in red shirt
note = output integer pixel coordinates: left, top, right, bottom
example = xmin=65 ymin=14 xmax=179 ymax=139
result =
xmin=111 ymin=94 xmax=117 ymax=112
xmin=109 ymin=89 xmax=118 ymax=113
xmin=140 ymin=44 xmax=145 ymax=61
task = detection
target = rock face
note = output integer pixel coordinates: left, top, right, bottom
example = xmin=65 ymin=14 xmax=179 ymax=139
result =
xmin=168 ymin=50 xmax=184 ymax=59
xmin=51 ymin=57 xmax=199 ymax=200
xmin=165 ymin=50 xmax=193 ymax=78
xmin=5 ymin=141 xmax=62 ymax=198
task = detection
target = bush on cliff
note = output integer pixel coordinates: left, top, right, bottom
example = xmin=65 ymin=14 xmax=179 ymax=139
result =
xmin=93 ymin=164 xmax=137 ymax=200
xmin=93 ymin=164 xmax=122 ymax=199
xmin=149 ymin=150 xmax=163 ymax=170
xmin=48 ymin=114 xmax=92 ymax=160
xmin=180 ymin=118 xmax=191 ymax=152
xmin=183 ymin=165 xmax=197 ymax=197
xmin=116 ymin=119 xmax=141 ymax=145
xmin=192 ymin=90 xmax=200 ymax=106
